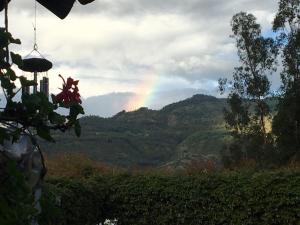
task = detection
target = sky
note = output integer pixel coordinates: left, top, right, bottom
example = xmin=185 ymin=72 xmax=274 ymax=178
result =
xmin=2 ymin=0 xmax=279 ymax=116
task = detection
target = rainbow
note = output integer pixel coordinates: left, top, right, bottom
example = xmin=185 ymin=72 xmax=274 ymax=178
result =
xmin=125 ymin=70 xmax=160 ymax=111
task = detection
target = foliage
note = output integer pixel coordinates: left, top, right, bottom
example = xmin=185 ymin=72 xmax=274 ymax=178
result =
xmin=219 ymin=12 xmax=278 ymax=167
xmin=0 ymin=28 xmax=84 ymax=143
xmin=45 ymin=153 xmax=111 ymax=178
xmin=40 ymin=171 xmax=300 ymax=225
xmin=0 ymin=156 xmax=36 ymax=225
xmin=41 ymin=94 xmax=229 ymax=167
xmin=0 ymin=28 xmax=84 ymax=224
xmin=272 ymin=0 xmax=300 ymax=163
xmin=41 ymin=95 xmax=279 ymax=168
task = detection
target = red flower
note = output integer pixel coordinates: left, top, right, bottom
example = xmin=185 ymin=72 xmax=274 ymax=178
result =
xmin=56 ymin=75 xmax=82 ymax=105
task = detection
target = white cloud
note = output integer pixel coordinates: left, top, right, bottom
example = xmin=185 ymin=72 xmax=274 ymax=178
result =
xmin=3 ymin=0 xmax=279 ymax=103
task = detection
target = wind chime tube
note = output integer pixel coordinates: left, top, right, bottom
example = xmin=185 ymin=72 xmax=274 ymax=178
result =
xmin=40 ymin=77 xmax=49 ymax=98
xmin=44 ymin=77 xmax=49 ymax=97
xmin=33 ymin=71 xmax=37 ymax=94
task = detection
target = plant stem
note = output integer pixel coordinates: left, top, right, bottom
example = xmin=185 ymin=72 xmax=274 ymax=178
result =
xmin=4 ymin=0 xmax=9 ymax=63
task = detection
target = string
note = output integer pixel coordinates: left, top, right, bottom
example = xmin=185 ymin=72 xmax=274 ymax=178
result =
xmin=33 ymin=0 xmax=38 ymax=51
xmin=29 ymin=0 xmax=45 ymax=59
xmin=21 ymin=0 xmax=45 ymax=60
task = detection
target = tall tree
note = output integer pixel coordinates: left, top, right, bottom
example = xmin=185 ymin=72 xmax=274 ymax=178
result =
xmin=220 ymin=12 xmax=277 ymax=166
xmin=272 ymin=0 xmax=300 ymax=162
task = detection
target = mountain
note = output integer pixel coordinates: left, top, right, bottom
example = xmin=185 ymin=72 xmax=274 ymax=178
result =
xmin=82 ymin=92 xmax=134 ymax=117
xmin=42 ymin=94 xmax=229 ymax=167
xmin=82 ymin=88 xmax=211 ymax=117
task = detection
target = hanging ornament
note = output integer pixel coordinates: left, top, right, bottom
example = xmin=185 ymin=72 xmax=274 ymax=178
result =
xmin=18 ymin=1 xmax=52 ymax=97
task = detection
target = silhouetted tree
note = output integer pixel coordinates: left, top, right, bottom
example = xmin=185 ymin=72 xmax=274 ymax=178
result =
xmin=272 ymin=0 xmax=300 ymax=163
xmin=219 ymin=12 xmax=278 ymax=166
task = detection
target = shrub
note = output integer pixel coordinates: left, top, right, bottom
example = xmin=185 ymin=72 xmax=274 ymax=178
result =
xmin=40 ymin=171 xmax=300 ymax=225
xmin=0 ymin=157 xmax=36 ymax=225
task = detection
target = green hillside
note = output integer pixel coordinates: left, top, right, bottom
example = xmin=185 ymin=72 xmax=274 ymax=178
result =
xmin=42 ymin=94 xmax=229 ymax=167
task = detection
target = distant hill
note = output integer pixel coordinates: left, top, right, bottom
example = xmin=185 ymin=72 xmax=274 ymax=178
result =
xmin=42 ymin=94 xmax=229 ymax=167
xmin=82 ymin=88 xmax=212 ymax=117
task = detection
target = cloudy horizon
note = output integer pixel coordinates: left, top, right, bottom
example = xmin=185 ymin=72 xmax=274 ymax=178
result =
xmin=1 ymin=0 xmax=279 ymax=115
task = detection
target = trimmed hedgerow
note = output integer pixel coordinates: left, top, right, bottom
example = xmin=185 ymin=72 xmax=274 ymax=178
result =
xmin=40 ymin=171 xmax=300 ymax=225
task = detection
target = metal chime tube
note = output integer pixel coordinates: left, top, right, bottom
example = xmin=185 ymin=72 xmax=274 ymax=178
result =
xmin=40 ymin=77 xmax=49 ymax=98
xmin=44 ymin=77 xmax=49 ymax=97
xmin=33 ymin=71 xmax=37 ymax=94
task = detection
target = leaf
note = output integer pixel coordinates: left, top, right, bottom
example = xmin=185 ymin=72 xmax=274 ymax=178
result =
xmin=0 ymin=59 xmax=10 ymax=69
xmin=19 ymin=76 xmax=37 ymax=87
xmin=49 ymin=112 xmax=66 ymax=125
xmin=10 ymin=52 xmax=23 ymax=67
xmin=10 ymin=37 xmax=21 ymax=45
xmin=70 ymin=104 xmax=85 ymax=119
xmin=6 ymin=68 xmax=17 ymax=81
xmin=51 ymin=94 xmax=58 ymax=104
xmin=0 ymin=75 xmax=16 ymax=98
xmin=0 ymin=29 xmax=9 ymax=48
xmin=37 ymin=126 xmax=55 ymax=142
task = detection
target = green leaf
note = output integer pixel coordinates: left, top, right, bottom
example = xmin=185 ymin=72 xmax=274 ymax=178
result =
xmin=22 ymin=93 xmax=41 ymax=106
xmin=10 ymin=52 xmax=23 ymax=67
xmin=0 ymin=59 xmax=10 ymax=69
xmin=0 ymin=75 xmax=16 ymax=98
xmin=10 ymin=38 xmax=21 ymax=45
xmin=49 ymin=112 xmax=66 ymax=125
xmin=0 ymin=29 xmax=9 ymax=48
xmin=70 ymin=104 xmax=85 ymax=119
xmin=51 ymin=94 xmax=57 ymax=103
xmin=6 ymin=68 xmax=17 ymax=81
xmin=19 ymin=76 xmax=37 ymax=87
xmin=37 ymin=126 xmax=55 ymax=142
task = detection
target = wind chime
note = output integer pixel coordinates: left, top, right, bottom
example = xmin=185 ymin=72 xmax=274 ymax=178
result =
xmin=18 ymin=0 xmax=52 ymax=98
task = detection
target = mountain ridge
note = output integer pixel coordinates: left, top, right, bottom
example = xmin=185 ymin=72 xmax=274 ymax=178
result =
xmin=82 ymin=88 xmax=216 ymax=117
xmin=42 ymin=94 xmax=228 ymax=167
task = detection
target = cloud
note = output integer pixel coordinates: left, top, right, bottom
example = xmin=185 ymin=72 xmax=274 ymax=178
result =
xmin=71 ymin=0 xmax=276 ymax=19
xmin=4 ymin=0 xmax=279 ymax=101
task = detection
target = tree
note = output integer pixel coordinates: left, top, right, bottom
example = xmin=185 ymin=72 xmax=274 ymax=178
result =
xmin=272 ymin=0 xmax=300 ymax=162
xmin=219 ymin=12 xmax=278 ymax=166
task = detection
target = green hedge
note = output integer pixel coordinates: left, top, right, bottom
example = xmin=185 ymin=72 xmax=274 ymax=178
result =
xmin=40 ymin=171 xmax=300 ymax=225
xmin=0 ymin=159 xmax=36 ymax=225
